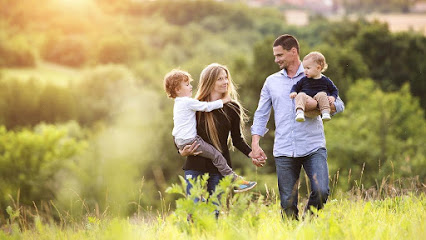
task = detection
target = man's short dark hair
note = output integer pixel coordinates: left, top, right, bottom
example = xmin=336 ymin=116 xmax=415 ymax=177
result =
xmin=273 ymin=34 xmax=299 ymax=54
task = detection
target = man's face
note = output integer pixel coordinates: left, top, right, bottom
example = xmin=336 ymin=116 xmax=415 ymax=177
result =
xmin=273 ymin=45 xmax=293 ymax=70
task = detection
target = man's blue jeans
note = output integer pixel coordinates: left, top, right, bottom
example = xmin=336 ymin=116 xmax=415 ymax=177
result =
xmin=275 ymin=148 xmax=329 ymax=219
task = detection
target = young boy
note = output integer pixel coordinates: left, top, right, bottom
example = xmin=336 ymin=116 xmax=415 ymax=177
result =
xmin=164 ymin=69 xmax=256 ymax=193
xmin=289 ymin=51 xmax=339 ymax=122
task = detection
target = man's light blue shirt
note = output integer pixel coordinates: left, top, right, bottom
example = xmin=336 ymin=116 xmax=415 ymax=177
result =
xmin=251 ymin=63 xmax=345 ymax=158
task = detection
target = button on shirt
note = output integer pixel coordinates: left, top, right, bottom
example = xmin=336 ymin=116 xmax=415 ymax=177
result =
xmin=251 ymin=63 xmax=345 ymax=158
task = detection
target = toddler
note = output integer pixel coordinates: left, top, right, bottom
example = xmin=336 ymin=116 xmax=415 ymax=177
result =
xmin=289 ymin=51 xmax=339 ymax=122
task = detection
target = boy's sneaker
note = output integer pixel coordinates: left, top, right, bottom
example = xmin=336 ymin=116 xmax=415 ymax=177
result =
xmin=322 ymin=112 xmax=331 ymax=121
xmin=295 ymin=112 xmax=305 ymax=122
xmin=234 ymin=179 xmax=257 ymax=193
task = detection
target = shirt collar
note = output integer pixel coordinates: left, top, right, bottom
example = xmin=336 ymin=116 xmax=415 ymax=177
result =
xmin=280 ymin=61 xmax=305 ymax=78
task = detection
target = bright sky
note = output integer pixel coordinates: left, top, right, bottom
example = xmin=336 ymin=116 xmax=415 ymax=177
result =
xmin=56 ymin=0 xmax=91 ymax=9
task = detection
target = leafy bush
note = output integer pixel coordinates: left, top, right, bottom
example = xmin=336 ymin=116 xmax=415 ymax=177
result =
xmin=95 ymin=36 xmax=139 ymax=65
xmin=39 ymin=84 xmax=78 ymax=123
xmin=0 ymin=79 xmax=78 ymax=129
xmin=74 ymin=64 xmax=136 ymax=125
xmin=0 ymin=33 xmax=36 ymax=67
xmin=166 ymin=174 xmax=265 ymax=231
xmin=41 ymin=35 xmax=89 ymax=67
xmin=0 ymin=79 xmax=41 ymax=128
xmin=326 ymin=79 xmax=426 ymax=189
xmin=0 ymin=123 xmax=87 ymax=213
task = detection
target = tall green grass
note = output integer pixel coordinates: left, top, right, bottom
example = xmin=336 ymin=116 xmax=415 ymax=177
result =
xmin=1 ymin=175 xmax=425 ymax=239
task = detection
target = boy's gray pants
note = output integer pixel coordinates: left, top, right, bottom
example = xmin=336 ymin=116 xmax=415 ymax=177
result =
xmin=175 ymin=135 xmax=235 ymax=177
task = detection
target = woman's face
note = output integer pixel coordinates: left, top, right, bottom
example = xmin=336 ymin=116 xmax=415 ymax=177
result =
xmin=212 ymin=69 xmax=229 ymax=95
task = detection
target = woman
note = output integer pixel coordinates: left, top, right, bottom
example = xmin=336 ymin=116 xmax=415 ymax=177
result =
xmin=179 ymin=63 xmax=255 ymax=195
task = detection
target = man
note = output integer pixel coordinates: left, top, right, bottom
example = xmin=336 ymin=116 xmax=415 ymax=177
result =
xmin=250 ymin=34 xmax=345 ymax=219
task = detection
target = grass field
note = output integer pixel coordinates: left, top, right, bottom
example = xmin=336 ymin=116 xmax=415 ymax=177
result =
xmin=1 ymin=194 xmax=424 ymax=240
xmin=1 ymin=62 xmax=81 ymax=87
xmin=1 ymin=175 xmax=425 ymax=240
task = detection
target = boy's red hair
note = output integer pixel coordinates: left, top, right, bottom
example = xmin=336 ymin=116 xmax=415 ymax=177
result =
xmin=163 ymin=69 xmax=192 ymax=98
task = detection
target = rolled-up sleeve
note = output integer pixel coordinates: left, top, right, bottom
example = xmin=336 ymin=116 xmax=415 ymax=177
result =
xmin=333 ymin=96 xmax=345 ymax=115
xmin=251 ymin=82 xmax=272 ymax=137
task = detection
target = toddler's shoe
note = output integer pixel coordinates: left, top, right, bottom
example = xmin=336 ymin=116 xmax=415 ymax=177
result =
xmin=234 ymin=177 xmax=257 ymax=193
xmin=295 ymin=112 xmax=305 ymax=122
xmin=322 ymin=112 xmax=331 ymax=121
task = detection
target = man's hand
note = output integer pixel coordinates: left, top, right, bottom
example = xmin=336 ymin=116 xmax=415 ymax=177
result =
xmin=328 ymin=96 xmax=336 ymax=105
xmin=329 ymin=97 xmax=337 ymax=114
xmin=249 ymin=151 xmax=266 ymax=167
xmin=251 ymin=135 xmax=267 ymax=167
xmin=252 ymin=158 xmax=266 ymax=167
xmin=289 ymin=92 xmax=297 ymax=99
xmin=179 ymin=141 xmax=202 ymax=157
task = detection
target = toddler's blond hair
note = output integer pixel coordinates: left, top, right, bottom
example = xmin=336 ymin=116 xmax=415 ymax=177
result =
xmin=304 ymin=51 xmax=328 ymax=72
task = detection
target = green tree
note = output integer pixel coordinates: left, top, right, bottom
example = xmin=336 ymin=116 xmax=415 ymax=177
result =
xmin=39 ymin=85 xmax=78 ymax=123
xmin=42 ymin=35 xmax=89 ymax=67
xmin=353 ymin=21 xmax=394 ymax=89
xmin=0 ymin=79 xmax=41 ymax=129
xmin=353 ymin=22 xmax=426 ymax=109
xmin=310 ymin=44 xmax=369 ymax=100
xmin=74 ymin=65 xmax=136 ymax=126
xmin=326 ymin=79 xmax=426 ymax=189
xmin=0 ymin=32 xmax=36 ymax=67
xmin=96 ymin=36 xmax=139 ymax=65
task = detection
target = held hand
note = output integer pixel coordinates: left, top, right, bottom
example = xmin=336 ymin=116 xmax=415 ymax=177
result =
xmin=249 ymin=151 xmax=265 ymax=167
xmin=252 ymin=145 xmax=267 ymax=160
xmin=250 ymin=145 xmax=267 ymax=168
xmin=251 ymin=158 xmax=266 ymax=167
xmin=222 ymin=95 xmax=232 ymax=104
xmin=179 ymin=141 xmax=202 ymax=157
xmin=249 ymin=151 xmax=266 ymax=167
xmin=328 ymin=96 xmax=336 ymax=105
xmin=289 ymin=92 xmax=297 ymax=99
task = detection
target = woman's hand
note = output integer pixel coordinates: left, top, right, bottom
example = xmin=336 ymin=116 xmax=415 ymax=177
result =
xmin=249 ymin=151 xmax=266 ymax=167
xmin=179 ymin=141 xmax=202 ymax=157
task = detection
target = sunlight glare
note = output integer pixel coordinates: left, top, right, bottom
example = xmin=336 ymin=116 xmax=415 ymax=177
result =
xmin=57 ymin=0 xmax=91 ymax=9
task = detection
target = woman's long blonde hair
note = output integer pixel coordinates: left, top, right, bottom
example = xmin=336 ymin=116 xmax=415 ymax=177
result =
xmin=195 ymin=63 xmax=248 ymax=152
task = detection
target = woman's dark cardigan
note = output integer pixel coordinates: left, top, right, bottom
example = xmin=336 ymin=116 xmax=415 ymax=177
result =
xmin=182 ymin=102 xmax=252 ymax=175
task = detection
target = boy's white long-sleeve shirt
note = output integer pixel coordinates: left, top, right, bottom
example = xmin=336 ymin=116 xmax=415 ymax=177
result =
xmin=172 ymin=97 xmax=223 ymax=140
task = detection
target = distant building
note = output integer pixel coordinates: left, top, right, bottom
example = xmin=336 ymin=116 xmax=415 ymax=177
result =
xmin=411 ymin=1 xmax=426 ymax=13
xmin=244 ymin=0 xmax=337 ymax=14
